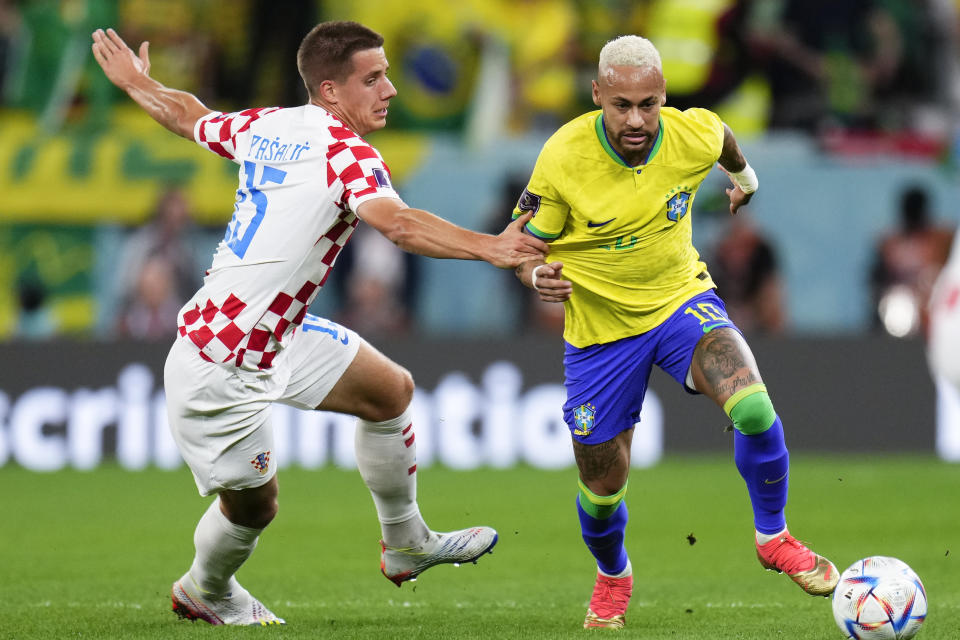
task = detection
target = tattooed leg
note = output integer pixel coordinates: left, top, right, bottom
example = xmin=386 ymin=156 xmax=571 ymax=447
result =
xmin=691 ymin=327 xmax=763 ymax=408
xmin=573 ymin=429 xmax=633 ymax=579
xmin=693 ymin=328 xmax=793 ymax=538
xmin=572 ymin=428 xmax=633 ymax=494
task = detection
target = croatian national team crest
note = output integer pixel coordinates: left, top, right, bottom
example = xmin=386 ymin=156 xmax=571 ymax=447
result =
xmin=573 ymin=403 xmax=597 ymax=437
xmin=666 ymin=190 xmax=692 ymax=222
xmin=251 ymin=451 xmax=271 ymax=475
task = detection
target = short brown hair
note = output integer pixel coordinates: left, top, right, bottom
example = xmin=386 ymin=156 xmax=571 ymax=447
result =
xmin=297 ymin=21 xmax=385 ymax=98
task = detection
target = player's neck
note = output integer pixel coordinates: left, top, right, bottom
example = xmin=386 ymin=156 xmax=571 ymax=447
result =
xmin=310 ymin=98 xmax=363 ymax=135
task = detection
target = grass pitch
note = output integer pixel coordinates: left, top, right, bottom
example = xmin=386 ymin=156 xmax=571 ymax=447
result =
xmin=3 ymin=456 xmax=957 ymax=639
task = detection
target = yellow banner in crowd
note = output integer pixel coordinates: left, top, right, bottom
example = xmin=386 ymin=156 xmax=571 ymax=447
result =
xmin=0 ymin=107 xmax=429 ymax=224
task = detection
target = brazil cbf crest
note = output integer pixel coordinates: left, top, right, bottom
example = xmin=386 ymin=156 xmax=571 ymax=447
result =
xmin=665 ymin=186 xmax=693 ymax=222
xmin=573 ymin=403 xmax=597 ymax=437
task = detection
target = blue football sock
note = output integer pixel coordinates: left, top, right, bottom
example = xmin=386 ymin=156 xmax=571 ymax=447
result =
xmin=734 ymin=416 xmax=789 ymax=535
xmin=577 ymin=496 xmax=629 ymax=575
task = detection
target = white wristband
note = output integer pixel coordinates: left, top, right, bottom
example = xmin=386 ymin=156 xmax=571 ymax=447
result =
xmin=531 ymin=264 xmax=547 ymax=291
xmin=730 ymin=163 xmax=758 ymax=194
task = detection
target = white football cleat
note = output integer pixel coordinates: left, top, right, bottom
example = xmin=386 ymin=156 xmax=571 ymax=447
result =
xmin=380 ymin=526 xmax=498 ymax=587
xmin=171 ymin=573 xmax=285 ymax=626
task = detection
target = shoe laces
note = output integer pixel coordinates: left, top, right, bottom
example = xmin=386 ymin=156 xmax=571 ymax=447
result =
xmin=590 ymin=575 xmax=631 ymax=618
xmin=763 ymin=534 xmax=816 ymax=574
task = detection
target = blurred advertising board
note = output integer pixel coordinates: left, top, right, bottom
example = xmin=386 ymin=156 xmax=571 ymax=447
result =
xmin=0 ymin=335 xmax=941 ymax=471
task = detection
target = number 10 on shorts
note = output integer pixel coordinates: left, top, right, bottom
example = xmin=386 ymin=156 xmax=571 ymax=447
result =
xmin=683 ymin=301 xmax=729 ymax=332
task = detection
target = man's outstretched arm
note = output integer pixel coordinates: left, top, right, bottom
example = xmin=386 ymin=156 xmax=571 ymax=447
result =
xmin=91 ymin=28 xmax=212 ymax=139
xmin=356 ymin=198 xmax=548 ymax=269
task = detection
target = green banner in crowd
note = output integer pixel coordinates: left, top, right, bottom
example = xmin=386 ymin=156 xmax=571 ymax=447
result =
xmin=1 ymin=108 xmax=236 ymax=224
xmin=0 ymin=224 xmax=96 ymax=338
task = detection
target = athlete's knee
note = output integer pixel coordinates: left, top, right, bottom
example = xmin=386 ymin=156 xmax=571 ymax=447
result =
xmin=246 ymin=499 xmax=278 ymax=530
xmin=573 ymin=434 xmax=632 ymax=495
xmin=367 ymin=364 xmax=413 ymax=422
xmin=239 ymin=498 xmax=277 ymax=530
xmin=723 ymin=383 xmax=777 ymax=435
xmin=579 ymin=473 xmax=629 ymax=498
xmin=219 ymin=481 xmax=279 ymax=530
xmin=395 ymin=366 xmax=415 ymax=409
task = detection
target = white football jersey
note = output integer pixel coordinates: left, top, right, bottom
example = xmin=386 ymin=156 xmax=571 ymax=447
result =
xmin=176 ymin=105 xmax=399 ymax=371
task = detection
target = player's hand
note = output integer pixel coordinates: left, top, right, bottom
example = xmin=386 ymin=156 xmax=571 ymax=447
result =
xmin=488 ymin=212 xmax=549 ymax=269
xmin=725 ymin=185 xmax=754 ymax=215
xmin=91 ymin=28 xmax=151 ymax=90
xmin=516 ymin=260 xmax=571 ymax=302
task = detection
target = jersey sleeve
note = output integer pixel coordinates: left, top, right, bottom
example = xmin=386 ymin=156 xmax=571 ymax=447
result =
xmin=326 ymin=134 xmax=400 ymax=211
xmin=193 ymin=107 xmax=281 ymax=163
xmin=511 ymin=148 xmax=569 ymax=241
xmin=680 ymin=107 xmax=725 ymax=164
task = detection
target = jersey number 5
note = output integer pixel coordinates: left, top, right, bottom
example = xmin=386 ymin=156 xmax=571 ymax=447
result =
xmin=224 ymin=161 xmax=288 ymax=258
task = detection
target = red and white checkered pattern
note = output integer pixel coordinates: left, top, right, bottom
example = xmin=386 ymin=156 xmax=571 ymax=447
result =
xmin=196 ymin=107 xmax=280 ymax=161
xmin=178 ymin=106 xmax=396 ymax=370
xmin=326 ymin=126 xmax=395 ymax=206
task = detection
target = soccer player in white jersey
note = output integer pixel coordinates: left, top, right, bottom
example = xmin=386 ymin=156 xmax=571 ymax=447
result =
xmin=929 ymin=230 xmax=960 ymax=389
xmin=91 ymin=22 xmax=547 ymax=626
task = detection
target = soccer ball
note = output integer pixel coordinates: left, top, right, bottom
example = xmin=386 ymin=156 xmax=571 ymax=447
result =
xmin=831 ymin=556 xmax=927 ymax=639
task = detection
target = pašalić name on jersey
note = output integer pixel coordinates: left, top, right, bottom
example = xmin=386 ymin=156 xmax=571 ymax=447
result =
xmin=249 ymin=135 xmax=311 ymax=162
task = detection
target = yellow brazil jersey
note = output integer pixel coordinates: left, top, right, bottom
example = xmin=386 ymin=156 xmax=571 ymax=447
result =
xmin=513 ymin=106 xmax=724 ymax=348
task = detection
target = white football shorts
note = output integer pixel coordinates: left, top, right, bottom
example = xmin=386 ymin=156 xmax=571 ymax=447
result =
xmin=930 ymin=289 xmax=960 ymax=389
xmin=164 ymin=314 xmax=361 ymax=496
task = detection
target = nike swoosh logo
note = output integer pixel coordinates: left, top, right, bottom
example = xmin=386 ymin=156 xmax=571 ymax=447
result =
xmin=587 ymin=218 xmax=616 ymax=228
xmin=763 ymin=473 xmax=788 ymax=485
xmin=702 ymin=322 xmax=729 ymax=333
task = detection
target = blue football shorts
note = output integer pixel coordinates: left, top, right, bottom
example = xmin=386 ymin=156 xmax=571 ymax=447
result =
xmin=562 ymin=290 xmax=740 ymax=445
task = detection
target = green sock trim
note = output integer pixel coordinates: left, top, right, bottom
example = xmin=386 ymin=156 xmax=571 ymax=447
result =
xmin=722 ymin=383 xmax=767 ymax=416
xmin=725 ymin=386 xmax=777 ymax=435
xmin=578 ymin=480 xmax=628 ymax=519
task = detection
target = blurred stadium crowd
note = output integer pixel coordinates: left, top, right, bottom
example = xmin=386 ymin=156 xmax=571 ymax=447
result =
xmin=2 ymin=0 xmax=960 ymax=341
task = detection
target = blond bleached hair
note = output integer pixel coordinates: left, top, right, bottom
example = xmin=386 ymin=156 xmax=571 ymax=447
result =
xmin=598 ymin=35 xmax=662 ymax=75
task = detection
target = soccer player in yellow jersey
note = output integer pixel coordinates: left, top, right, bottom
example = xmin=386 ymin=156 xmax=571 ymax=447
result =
xmin=512 ymin=35 xmax=839 ymax=630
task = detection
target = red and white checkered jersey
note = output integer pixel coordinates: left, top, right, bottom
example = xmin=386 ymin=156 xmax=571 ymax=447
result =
xmin=177 ymin=105 xmax=399 ymax=370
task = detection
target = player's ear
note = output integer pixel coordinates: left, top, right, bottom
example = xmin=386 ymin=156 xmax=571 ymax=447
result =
xmin=317 ymin=79 xmax=338 ymax=104
xmin=591 ymin=80 xmax=601 ymax=107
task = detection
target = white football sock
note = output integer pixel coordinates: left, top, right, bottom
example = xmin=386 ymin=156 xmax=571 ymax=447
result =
xmin=188 ymin=497 xmax=261 ymax=597
xmin=599 ymin=559 xmax=633 ymax=579
xmin=354 ymin=408 xmax=430 ymax=549
xmin=756 ymin=527 xmax=788 ymax=545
